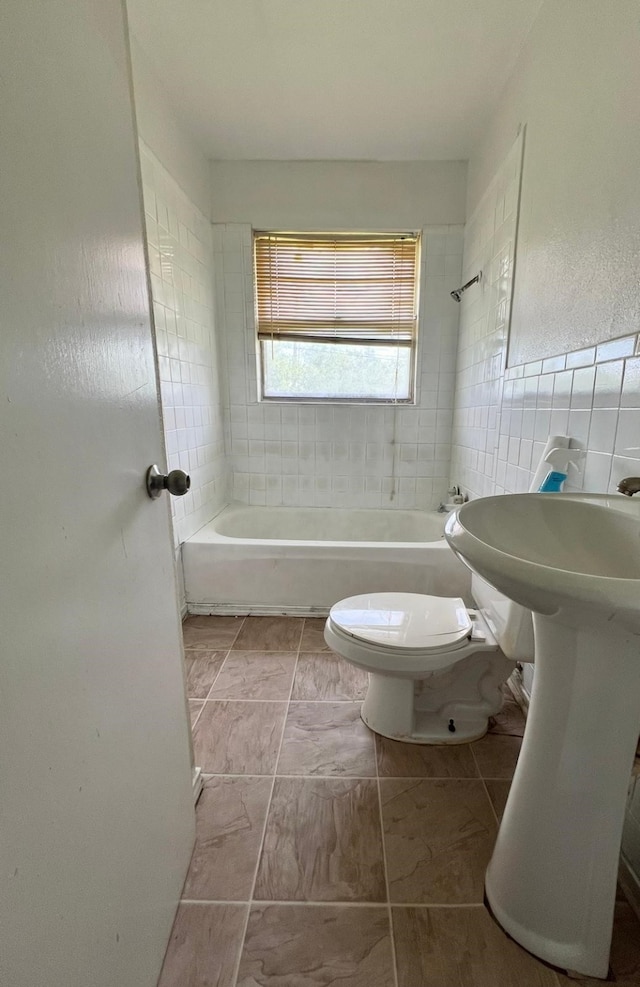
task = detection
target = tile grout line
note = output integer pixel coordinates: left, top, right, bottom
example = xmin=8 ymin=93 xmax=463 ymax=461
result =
xmin=192 ymin=700 xmax=363 ymax=706
xmin=375 ymin=737 xmax=400 ymax=987
xmin=184 ymin=611 xmax=245 ymax=730
xmin=228 ymin=633 xmax=301 ymax=987
xmin=194 ymin=771 xmax=515 ymax=782
xmin=188 ymin=649 xmax=231 ymax=732
xmin=179 ymin=898 xmax=488 ymax=909
xmin=471 ymin=745 xmax=503 ymax=828
xmin=202 ymin=649 xmax=231 ymax=702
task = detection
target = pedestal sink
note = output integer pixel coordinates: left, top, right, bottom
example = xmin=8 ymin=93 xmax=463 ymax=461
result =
xmin=444 ymin=493 xmax=640 ymax=979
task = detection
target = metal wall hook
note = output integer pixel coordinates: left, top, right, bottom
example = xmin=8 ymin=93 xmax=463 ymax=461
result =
xmin=146 ymin=464 xmax=191 ymax=499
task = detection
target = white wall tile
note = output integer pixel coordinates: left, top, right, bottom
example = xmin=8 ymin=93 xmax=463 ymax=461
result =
xmin=216 ymin=223 xmax=463 ymax=509
xmin=140 ymin=142 xmax=229 ymax=559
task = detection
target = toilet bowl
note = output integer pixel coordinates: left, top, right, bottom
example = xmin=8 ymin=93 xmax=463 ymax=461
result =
xmin=324 ymin=574 xmax=534 ymax=744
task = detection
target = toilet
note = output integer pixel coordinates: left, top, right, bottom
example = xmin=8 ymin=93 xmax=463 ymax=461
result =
xmin=324 ymin=574 xmax=534 ymax=744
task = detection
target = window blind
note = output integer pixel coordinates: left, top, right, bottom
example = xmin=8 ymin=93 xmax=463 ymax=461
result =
xmin=254 ymin=232 xmax=419 ymax=346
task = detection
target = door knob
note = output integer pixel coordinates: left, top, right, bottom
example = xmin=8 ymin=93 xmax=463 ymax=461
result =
xmin=146 ymin=464 xmax=191 ymax=499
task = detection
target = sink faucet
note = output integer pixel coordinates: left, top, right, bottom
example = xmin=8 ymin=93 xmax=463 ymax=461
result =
xmin=617 ymin=476 xmax=640 ymax=496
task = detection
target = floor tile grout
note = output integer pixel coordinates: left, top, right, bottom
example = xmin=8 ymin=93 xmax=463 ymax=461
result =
xmin=180 ymin=898 xmax=489 ymax=908
xmin=228 ymin=646 xmax=301 ymax=987
xmin=376 ymin=755 xmax=400 ymax=987
xmin=183 ymin=622 xmax=530 ymax=986
xmin=195 ymin=771 xmax=515 ymax=782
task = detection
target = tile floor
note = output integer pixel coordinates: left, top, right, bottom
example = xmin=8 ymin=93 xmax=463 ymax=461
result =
xmin=160 ymin=615 xmax=640 ymax=987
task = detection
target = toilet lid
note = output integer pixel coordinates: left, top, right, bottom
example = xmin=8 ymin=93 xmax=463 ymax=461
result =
xmin=329 ymin=593 xmax=472 ymax=652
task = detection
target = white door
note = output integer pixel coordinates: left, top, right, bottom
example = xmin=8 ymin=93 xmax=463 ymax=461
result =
xmin=0 ymin=2 xmax=195 ymax=986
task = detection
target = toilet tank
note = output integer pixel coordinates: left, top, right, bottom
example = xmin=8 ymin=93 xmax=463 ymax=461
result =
xmin=471 ymin=573 xmax=534 ymax=661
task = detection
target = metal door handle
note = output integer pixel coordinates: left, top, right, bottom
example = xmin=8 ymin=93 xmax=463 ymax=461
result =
xmin=146 ymin=464 xmax=191 ymax=499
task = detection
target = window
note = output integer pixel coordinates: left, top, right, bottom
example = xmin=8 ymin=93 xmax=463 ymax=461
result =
xmin=254 ymin=231 xmax=420 ymax=402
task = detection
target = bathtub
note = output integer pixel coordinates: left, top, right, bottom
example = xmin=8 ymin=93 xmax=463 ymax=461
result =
xmin=183 ymin=503 xmax=472 ymax=616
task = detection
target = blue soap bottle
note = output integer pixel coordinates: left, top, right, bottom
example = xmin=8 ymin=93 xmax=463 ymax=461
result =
xmin=537 ymin=448 xmax=583 ymax=492
xmin=538 ymin=469 xmax=567 ymax=492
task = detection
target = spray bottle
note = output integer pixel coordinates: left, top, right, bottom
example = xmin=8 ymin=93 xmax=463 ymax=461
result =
xmin=537 ymin=447 xmax=584 ymax=492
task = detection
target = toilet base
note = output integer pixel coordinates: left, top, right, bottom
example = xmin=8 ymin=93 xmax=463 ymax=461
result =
xmin=360 ymin=653 xmax=515 ymax=745
xmin=361 ymin=702 xmax=490 ymax=744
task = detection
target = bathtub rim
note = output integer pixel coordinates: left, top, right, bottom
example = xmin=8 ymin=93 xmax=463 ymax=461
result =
xmin=182 ymin=503 xmax=466 ymax=617
xmin=186 ymin=501 xmax=449 ymax=550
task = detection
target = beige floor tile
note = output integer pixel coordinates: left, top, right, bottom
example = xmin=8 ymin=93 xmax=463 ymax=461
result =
xmin=184 ymin=651 xmax=227 ymax=699
xmin=236 ymin=904 xmax=395 ymax=987
xmin=292 ymin=652 xmax=369 ymax=701
xmin=555 ymin=902 xmax=640 ymax=985
xmin=277 ymin=702 xmax=376 ymax=777
xmin=376 ymin=736 xmax=479 ymax=778
xmin=208 ymin=652 xmax=297 ymax=701
xmin=393 ymin=906 xmax=560 ymax=987
xmin=157 ymin=902 xmax=247 ymax=987
xmin=472 ymin=734 xmax=522 ymax=779
xmin=380 ymin=778 xmax=497 ymax=903
xmin=233 ymin=616 xmax=304 ymax=652
xmin=183 ymin=615 xmax=244 ymax=650
xmin=183 ymin=776 xmax=273 ymax=900
xmin=189 ymin=700 xmax=204 ymax=727
xmin=489 ymin=696 xmax=527 ymax=737
xmin=254 ymin=777 xmax=386 ymax=902
xmin=484 ymin=779 xmax=511 ymax=821
xmin=193 ymin=701 xmax=287 ymax=774
xmin=299 ymin=617 xmax=331 ymax=652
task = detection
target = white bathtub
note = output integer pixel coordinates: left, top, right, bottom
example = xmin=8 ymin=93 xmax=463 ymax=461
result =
xmin=183 ymin=504 xmax=472 ymax=615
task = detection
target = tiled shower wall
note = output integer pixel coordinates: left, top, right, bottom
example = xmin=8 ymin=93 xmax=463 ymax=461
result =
xmin=215 ymin=223 xmax=463 ymax=510
xmin=450 ymin=135 xmax=640 ymax=891
xmin=451 ymin=137 xmax=640 ymax=503
xmin=140 ymin=142 xmax=229 ymax=551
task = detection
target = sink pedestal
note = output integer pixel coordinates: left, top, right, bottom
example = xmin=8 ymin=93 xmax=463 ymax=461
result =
xmin=486 ymin=614 xmax=640 ymax=979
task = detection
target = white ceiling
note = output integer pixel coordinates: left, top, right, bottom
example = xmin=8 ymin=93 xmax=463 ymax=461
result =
xmin=127 ymin=0 xmax=543 ymax=161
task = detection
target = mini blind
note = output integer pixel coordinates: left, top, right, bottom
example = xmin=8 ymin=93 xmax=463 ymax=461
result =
xmin=254 ymin=232 xmax=419 ymax=346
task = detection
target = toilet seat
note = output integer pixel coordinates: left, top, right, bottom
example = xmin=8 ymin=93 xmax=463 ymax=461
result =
xmin=325 ymin=591 xmax=510 ymax=743
xmin=329 ymin=592 xmax=472 ymax=653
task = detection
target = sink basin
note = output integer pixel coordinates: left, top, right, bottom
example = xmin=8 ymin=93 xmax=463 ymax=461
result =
xmin=445 ymin=492 xmax=640 ymax=630
xmin=444 ymin=493 xmax=640 ymax=979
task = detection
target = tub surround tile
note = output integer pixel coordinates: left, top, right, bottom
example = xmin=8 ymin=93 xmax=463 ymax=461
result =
xmin=299 ymin=618 xmax=331 ymax=652
xmin=484 ymin=779 xmax=511 ymax=822
xmin=254 ymin=777 xmax=386 ymax=902
xmin=233 ymin=616 xmax=304 ymax=652
xmin=184 ymin=650 xmax=228 ymax=699
xmin=376 ymin=736 xmax=479 ymax=778
xmin=183 ymin=615 xmax=245 ymax=651
xmin=380 ymin=778 xmax=497 ymax=903
xmin=183 ymin=776 xmax=272 ymax=900
xmin=277 ymin=702 xmax=376 ymax=777
xmin=292 ymin=652 xmax=369 ymax=701
xmin=393 ymin=906 xmax=560 ymax=987
xmin=193 ymin=701 xmax=287 ymax=775
xmin=209 ymin=651 xmax=297 ymax=701
xmin=472 ymin=735 xmax=522 ymax=779
xmin=236 ymin=904 xmax=395 ymax=987
xmin=189 ymin=700 xmax=204 ymax=727
xmin=157 ymin=902 xmax=247 ymax=987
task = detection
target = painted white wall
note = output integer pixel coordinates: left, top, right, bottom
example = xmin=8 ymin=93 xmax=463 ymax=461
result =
xmin=130 ymin=38 xmax=210 ymax=217
xmin=0 ymin=1 xmax=194 ymax=984
xmin=466 ymin=0 xmax=640 ymax=365
xmin=450 ymin=0 xmax=640 ymax=883
xmin=210 ymin=160 xmax=467 ymax=228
